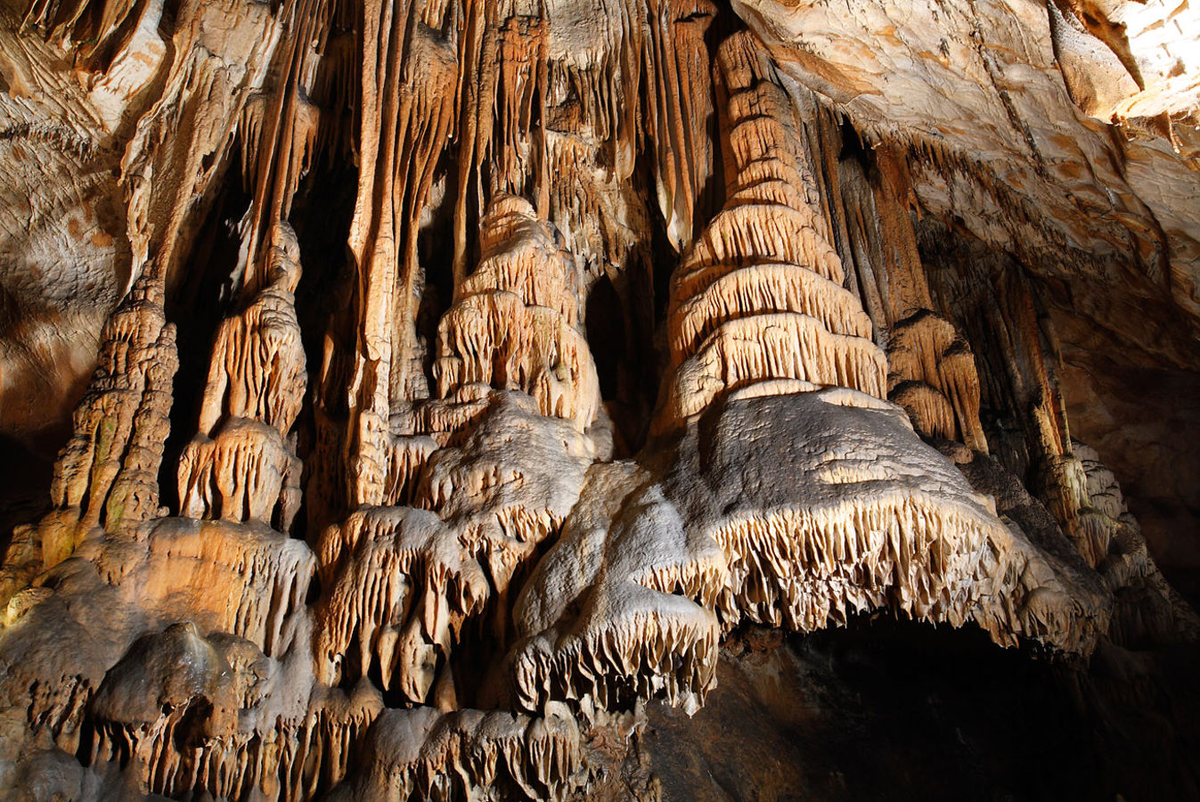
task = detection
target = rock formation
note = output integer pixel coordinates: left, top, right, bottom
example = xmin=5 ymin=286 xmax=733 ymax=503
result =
xmin=0 ymin=0 xmax=1198 ymax=798
xmin=178 ymin=221 xmax=307 ymax=531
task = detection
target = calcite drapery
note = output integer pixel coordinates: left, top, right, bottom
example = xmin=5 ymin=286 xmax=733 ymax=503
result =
xmin=1 ymin=0 xmax=1198 ymax=798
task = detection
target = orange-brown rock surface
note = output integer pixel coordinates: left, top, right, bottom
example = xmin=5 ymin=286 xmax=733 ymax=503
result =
xmin=0 ymin=0 xmax=1198 ymax=798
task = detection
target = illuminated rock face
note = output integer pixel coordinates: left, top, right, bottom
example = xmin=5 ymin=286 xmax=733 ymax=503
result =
xmin=0 ymin=0 xmax=1198 ymax=798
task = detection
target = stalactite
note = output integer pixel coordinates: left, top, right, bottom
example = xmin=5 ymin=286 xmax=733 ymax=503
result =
xmin=22 ymin=0 xmax=140 ymax=61
xmin=1071 ymin=441 xmax=1200 ymax=646
xmin=235 ymin=0 xmax=336 ymax=293
xmin=826 ymin=135 xmax=991 ymax=453
xmin=344 ymin=0 xmax=460 ymax=507
xmin=349 ymin=703 xmax=584 ymax=800
xmin=918 ymin=237 xmax=1112 ymax=571
xmin=119 ymin=0 xmax=284 ymax=286
xmin=507 ymin=462 xmax=726 ymax=716
xmin=888 ymin=311 xmax=988 ymax=451
xmin=314 ymin=506 xmax=489 ymax=701
xmin=644 ymin=0 xmax=716 ymax=250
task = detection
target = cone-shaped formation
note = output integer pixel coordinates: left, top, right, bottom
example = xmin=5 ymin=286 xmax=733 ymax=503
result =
xmin=435 ymin=196 xmax=600 ymax=432
xmin=401 ymin=198 xmax=608 ymax=658
xmin=509 ymin=387 xmax=1108 ymax=716
xmin=0 ymin=276 xmax=176 ymax=604
xmin=687 ymin=390 xmax=1104 ymax=649
xmin=178 ymin=223 xmax=306 ymax=531
xmin=658 ymin=32 xmax=1102 ymax=651
xmin=196 ymin=223 xmax=307 ymax=439
xmin=655 ymin=34 xmax=886 ymax=432
xmin=49 ymin=276 xmax=176 ymax=539
xmin=366 ymin=196 xmax=603 ymax=511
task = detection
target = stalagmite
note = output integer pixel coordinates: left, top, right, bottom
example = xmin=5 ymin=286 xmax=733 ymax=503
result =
xmin=316 ymin=195 xmax=603 ymax=708
xmin=177 ymin=222 xmax=307 ymax=530
xmin=196 ymin=223 xmax=307 ymax=439
xmin=0 ymin=276 xmax=176 ymax=605
xmin=434 ymin=197 xmax=601 ymax=432
xmin=655 ymin=33 xmax=887 ymax=433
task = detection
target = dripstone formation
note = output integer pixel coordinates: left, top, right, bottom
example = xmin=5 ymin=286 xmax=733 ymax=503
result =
xmin=0 ymin=0 xmax=1198 ymax=798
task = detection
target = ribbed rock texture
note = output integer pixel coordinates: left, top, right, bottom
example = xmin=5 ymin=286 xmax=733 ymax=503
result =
xmin=0 ymin=0 xmax=1197 ymax=798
